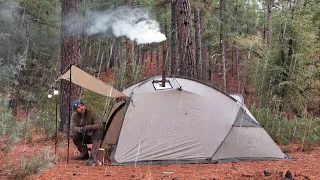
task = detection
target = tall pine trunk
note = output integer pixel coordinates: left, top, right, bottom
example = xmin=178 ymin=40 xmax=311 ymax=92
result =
xmin=195 ymin=8 xmax=202 ymax=80
xmin=171 ymin=0 xmax=178 ymax=75
xmin=200 ymin=13 xmax=207 ymax=81
xmin=60 ymin=0 xmax=82 ymax=132
xmin=176 ymin=0 xmax=195 ymax=78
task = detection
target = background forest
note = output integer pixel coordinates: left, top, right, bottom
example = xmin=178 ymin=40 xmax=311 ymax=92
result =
xmin=0 ymin=0 xmax=320 ymax=178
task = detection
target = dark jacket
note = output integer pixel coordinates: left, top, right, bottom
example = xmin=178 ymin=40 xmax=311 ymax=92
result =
xmin=71 ymin=109 xmax=103 ymax=134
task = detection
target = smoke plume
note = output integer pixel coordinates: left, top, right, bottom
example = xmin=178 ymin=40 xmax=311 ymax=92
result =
xmin=85 ymin=6 xmax=166 ymax=45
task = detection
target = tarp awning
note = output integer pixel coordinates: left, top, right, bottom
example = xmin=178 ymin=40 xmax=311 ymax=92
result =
xmin=59 ymin=65 xmax=125 ymax=98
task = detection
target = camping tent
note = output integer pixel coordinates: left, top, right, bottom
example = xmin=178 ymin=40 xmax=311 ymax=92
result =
xmin=101 ymin=76 xmax=288 ymax=165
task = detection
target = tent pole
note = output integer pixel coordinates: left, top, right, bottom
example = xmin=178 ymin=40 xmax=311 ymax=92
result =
xmin=67 ymin=64 xmax=72 ymax=163
xmin=55 ymin=79 xmax=58 ymax=157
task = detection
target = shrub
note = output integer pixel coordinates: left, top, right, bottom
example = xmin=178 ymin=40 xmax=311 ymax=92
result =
xmin=9 ymin=147 xmax=56 ymax=180
xmin=0 ymin=96 xmax=20 ymax=154
xmin=250 ymin=105 xmax=320 ymax=150
xmin=0 ymin=96 xmax=15 ymax=136
xmin=34 ymin=110 xmax=57 ymax=139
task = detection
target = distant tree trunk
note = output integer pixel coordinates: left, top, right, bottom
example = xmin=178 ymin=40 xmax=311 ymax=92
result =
xmin=156 ymin=44 xmax=160 ymax=76
xmin=117 ymin=38 xmax=122 ymax=67
xmin=236 ymin=48 xmax=240 ymax=93
xmin=267 ymin=0 xmax=274 ymax=48
xmin=143 ymin=45 xmax=147 ymax=63
xmin=150 ymin=47 xmax=153 ymax=62
xmin=263 ymin=3 xmax=266 ymax=43
xmin=220 ymin=0 xmax=227 ymax=92
xmin=107 ymin=38 xmax=114 ymax=70
xmin=194 ymin=8 xmax=202 ymax=80
xmin=234 ymin=0 xmax=240 ymax=93
xmin=176 ymin=0 xmax=195 ymax=78
xmin=60 ymin=0 xmax=82 ymax=132
xmin=136 ymin=44 xmax=140 ymax=65
xmin=200 ymin=12 xmax=206 ymax=81
xmin=125 ymin=0 xmax=134 ymax=71
xmin=93 ymin=40 xmax=101 ymax=69
xmin=171 ymin=0 xmax=178 ymax=75
xmin=156 ymin=12 xmax=161 ymax=76
xmin=202 ymin=40 xmax=208 ymax=81
xmin=207 ymin=24 xmax=212 ymax=81
xmin=112 ymin=37 xmax=121 ymax=68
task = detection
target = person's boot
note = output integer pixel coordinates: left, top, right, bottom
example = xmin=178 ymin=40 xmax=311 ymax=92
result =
xmin=85 ymin=160 xmax=96 ymax=167
xmin=75 ymin=152 xmax=89 ymax=160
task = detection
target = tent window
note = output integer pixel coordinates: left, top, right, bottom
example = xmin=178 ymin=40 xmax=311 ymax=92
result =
xmin=152 ymin=80 xmax=173 ymax=90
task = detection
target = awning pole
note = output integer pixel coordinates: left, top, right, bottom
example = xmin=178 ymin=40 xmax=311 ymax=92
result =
xmin=67 ymin=64 xmax=72 ymax=163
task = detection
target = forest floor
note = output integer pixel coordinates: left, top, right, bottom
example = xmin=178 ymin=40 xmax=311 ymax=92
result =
xmin=1 ymin=135 xmax=319 ymax=180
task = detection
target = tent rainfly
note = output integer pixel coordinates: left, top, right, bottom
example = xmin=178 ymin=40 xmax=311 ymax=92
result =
xmin=100 ymin=76 xmax=289 ymax=165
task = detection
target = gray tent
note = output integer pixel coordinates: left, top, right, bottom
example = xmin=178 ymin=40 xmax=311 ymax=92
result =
xmin=100 ymin=76 xmax=288 ymax=165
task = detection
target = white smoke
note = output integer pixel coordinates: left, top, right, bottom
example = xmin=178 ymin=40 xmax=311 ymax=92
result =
xmin=86 ymin=6 xmax=166 ymax=45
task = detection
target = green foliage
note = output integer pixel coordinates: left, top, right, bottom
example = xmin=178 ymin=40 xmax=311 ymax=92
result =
xmin=0 ymin=96 xmax=15 ymax=135
xmin=0 ymin=96 xmax=19 ymax=154
xmin=2 ymin=118 xmax=34 ymax=154
xmin=0 ymin=0 xmax=60 ymax=109
xmin=113 ymin=63 xmax=146 ymax=91
xmin=251 ymin=105 xmax=320 ymax=150
xmin=34 ymin=110 xmax=56 ymax=139
xmin=19 ymin=118 xmax=33 ymax=143
xmin=82 ymin=89 xmax=112 ymax=118
xmin=9 ymin=147 xmax=56 ymax=180
xmin=0 ymin=95 xmax=57 ymax=154
xmin=241 ymin=2 xmax=320 ymax=116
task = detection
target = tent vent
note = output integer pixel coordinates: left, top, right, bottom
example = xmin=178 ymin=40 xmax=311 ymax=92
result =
xmin=152 ymin=80 xmax=173 ymax=90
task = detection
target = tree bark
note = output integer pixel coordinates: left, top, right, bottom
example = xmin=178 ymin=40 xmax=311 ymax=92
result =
xmin=176 ymin=0 xmax=195 ymax=78
xmin=107 ymin=38 xmax=114 ymax=70
xmin=195 ymin=8 xmax=202 ymax=80
xmin=60 ymin=0 xmax=82 ymax=132
xmin=156 ymin=44 xmax=160 ymax=76
xmin=267 ymin=0 xmax=274 ymax=49
xmin=171 ymin=0 xmax=178 ymax=75
xmin=112 ymin=37 xmax=121 ymax=68
xmin=200 ymin=13 xmax=207 ymax=81
xmin=136 ymin=44 xmax=140 ymax=65
xmin=234 ymin=0 xmax=240 ymax=93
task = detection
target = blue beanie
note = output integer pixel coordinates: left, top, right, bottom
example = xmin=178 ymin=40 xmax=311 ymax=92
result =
xmin=72 ymin=100 xmax=84 ymax=111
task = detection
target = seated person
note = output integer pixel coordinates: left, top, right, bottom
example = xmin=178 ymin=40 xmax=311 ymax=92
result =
xmin=70 ymin=99 xmax=103 ymax=166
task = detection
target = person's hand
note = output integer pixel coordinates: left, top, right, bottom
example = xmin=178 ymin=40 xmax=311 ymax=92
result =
xmin=87 ymin=131 xmax=93 ymax=136
xmin=78 ymin=127 xmax=86 ymax=134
